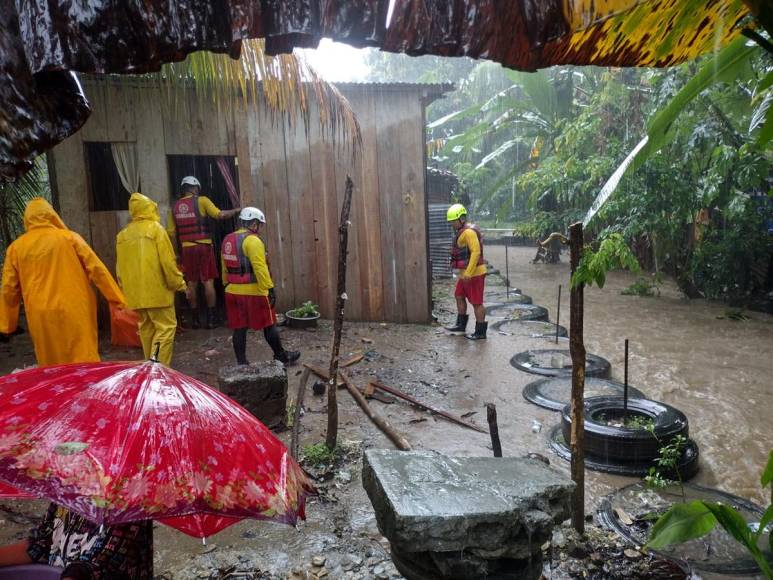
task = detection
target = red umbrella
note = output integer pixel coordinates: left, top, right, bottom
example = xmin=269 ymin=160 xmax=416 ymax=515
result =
xmin=0 ymin=361 xmax=314 ymax=537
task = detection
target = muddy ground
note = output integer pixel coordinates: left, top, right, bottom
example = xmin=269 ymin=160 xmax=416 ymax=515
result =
xmin=0 ymin=245 xmax=771 ymax=579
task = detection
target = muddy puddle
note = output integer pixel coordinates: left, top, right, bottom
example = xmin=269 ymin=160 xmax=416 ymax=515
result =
xmin=0 ymin=245 xmax=770 ymax=578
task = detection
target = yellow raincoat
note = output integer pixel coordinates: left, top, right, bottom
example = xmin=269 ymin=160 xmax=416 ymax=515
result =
xmin=0 ymin=198 xmax=126 ymax=366
xmin=116 ymin=193 xmax=186 ymax=365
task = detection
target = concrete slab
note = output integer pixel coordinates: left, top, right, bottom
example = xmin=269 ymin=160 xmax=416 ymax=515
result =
xmin=362 ymin=449 xmax=574 ymax=559
xmin=218 ymin=361 xmax=287 ymax=428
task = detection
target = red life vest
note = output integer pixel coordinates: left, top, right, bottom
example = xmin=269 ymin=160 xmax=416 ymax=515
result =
xmin=173 ymin=195 xmax=210 ymax=243
xmin=222 ymin=232 xmax=257 ymax=284
xmin=450 ymin=223 xmax=485 ymax=270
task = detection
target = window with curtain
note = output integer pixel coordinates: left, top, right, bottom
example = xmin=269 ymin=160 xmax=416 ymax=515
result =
xmin=85 ymin=141 xmax=138 ymax=211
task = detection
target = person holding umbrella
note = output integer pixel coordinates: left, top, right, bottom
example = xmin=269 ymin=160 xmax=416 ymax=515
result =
xmin=0 ymin=198 xmax=126 ymax=366
xmin=0 ymin=503 xmax=153 ymax=578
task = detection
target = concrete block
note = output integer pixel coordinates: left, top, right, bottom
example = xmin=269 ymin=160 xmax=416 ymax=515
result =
xmin=362 ymin=449 xmax=574 ymax=560
xmin=218 ymin=362 xmax=287 ymax=428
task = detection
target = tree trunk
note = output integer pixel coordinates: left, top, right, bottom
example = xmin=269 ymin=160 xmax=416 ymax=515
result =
xmin=569 ymin=221 xmax=586 ymax=535
xmin=325 ymin=176 xmax=354 ymax=450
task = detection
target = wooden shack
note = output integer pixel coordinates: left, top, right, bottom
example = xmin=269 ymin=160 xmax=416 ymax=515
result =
xmin=47 ymin=79 xmax=450 ymax=323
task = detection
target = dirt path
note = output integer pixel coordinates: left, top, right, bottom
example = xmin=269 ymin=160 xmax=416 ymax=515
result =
xmin=0 ymin=245 xmax=770 ymax=579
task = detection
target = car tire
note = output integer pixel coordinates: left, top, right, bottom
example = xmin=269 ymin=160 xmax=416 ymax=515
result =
xmin=561 ymin=396 xmax=689 ymax=462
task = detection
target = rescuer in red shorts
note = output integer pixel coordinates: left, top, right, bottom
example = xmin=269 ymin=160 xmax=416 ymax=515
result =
xmin=444 ymin=203 xmax=488 ymax=340
xmin=167 ymin=176 xmax=240 ymax=328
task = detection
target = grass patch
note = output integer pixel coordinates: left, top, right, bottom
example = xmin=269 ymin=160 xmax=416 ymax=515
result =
xmin=301 ymin=442 xmax=340 ymax=467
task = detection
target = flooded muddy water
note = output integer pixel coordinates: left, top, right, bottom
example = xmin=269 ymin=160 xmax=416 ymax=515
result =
xmin=0 ymin=245 xmax=770 ymax=578
xmin=480 ymin=245 xmax=772 ymax=508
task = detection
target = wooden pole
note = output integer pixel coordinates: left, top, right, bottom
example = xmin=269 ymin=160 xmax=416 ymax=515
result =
xmin=339 ymin=372 xmax=411 ymax=451
xmin=505 ymin=242 xmax=510 ymax=299
xmin=290 ymin=367 xmax=311 ymax=459
xmin=623 ymin=338 xmax=629 ymax=420
xmin=555 ymin=284 xmax=562 ymax=344
xmin=325 ymin=176 xmax=354 ymax=450
xmin=486 ymin=403 xmax=502 ymax=457
xmin=569 ymin=221 xmax=586 ymax=535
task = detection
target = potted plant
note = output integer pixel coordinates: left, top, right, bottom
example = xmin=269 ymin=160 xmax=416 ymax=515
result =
xmin=285 ymin=300 xmax=320 ymax=329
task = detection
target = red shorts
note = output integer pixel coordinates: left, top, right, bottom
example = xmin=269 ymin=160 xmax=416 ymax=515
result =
xmin=454 ymin=275 xmax=486 ymax=305
xmin=181 ymin=244 xmax=219 ymax=282
xmin=225 ymin=293 xmax=277 ymax=330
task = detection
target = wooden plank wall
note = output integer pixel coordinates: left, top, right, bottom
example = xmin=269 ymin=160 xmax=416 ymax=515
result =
xmin=49 ymin=81 xmax=432 ymax=323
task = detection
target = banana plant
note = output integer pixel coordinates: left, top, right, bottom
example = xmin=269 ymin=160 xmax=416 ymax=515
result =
xmin=647 ymin=451 xmax=773 ymax=579
xmin=584 ymin=36 xmax=765 ymax=225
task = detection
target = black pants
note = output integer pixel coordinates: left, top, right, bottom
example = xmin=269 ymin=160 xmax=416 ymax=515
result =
xmin=232 ymin=326 xmax=283 ymax=364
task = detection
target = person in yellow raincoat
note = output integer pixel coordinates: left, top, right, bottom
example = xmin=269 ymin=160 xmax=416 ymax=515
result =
xmin=116 ymin=193 xmax=188 ymax=366
xmin=0 ymin=198 xmax=126 ymax=366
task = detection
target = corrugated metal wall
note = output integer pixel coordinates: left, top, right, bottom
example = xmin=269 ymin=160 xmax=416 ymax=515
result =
xmin=428 ymin=204 xmax=452 ymax=278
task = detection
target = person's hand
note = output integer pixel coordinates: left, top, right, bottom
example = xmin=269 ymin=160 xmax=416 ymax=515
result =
xmin=460 ymin=273 xmax=471 ymax=281
xmin=268 ymin=288 xmax=276 ymax=307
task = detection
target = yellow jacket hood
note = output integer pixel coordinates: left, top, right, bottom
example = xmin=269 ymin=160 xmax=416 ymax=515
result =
xmin=23 ymin=198 xmax=67 ymax=231
xmin=128 ymin=192 xmax=160 ymax=222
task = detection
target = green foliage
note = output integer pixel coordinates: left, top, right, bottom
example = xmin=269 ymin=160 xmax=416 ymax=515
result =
xmin=644 ymin=433 xmax=689 ymax=501
xmin=301 ymin=442 xmax=339 ymax=467
xmin=647 ymin=451 xmax=773 ymax=578
xmin=622 ymin=273 xmax=664 ymax=297
xmin=425 ymin=38 xmax=771 ymax=303
xmin=571 ymin=233 xmax=641 ymax=289
xmin=0 ymin=157 xmax=51 ymax=266
xmin=647 ymin=501 xmax=717 ymax=549
xmin=287 ymin=301 xmax=320 ymax=318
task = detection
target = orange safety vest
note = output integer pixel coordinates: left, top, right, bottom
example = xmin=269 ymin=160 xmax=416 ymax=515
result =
xmin=222 ymin=231 xmax=257 ymax=284
xmin=173 ymin=195 xmax=210 ymax=243
xmin=450 ymin=223 xmax=485 ymax=270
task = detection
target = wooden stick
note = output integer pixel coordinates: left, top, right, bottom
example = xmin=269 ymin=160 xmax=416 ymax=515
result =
xmin=569 ymin=222 xmax=586 ymax=535
xmin=326 ymin=177 xmax=354 ymax=451
xmin=340 ymin=353 xmax=364 ymax=368
xmin=304 ymin=363 xmax=344 ymax=387
xmin=486 ymin=403 xmax=502 ymax=457
xmin=369 ymin=381 xmax=487 ymax=433
xmin=339 ymin=372 xmax=411 ymax=451
xmin=623 ymin=338 xmax=629 ymax=421
xmin=555 ymin=284 xmax=562 ymax=344
xmin=290 ymin=367 xmax=311 ymax=459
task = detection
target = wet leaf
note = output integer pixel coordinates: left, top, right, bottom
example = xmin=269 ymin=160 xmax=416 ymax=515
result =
xmin=54 ymin=441 xmax=89 ymax=455
xmin=646 ymin=501 xmax=717 ymax=549
xmin=614 ymin=507 xmax=634 ymax=526
xmin=762 ymin=450 xmax=773 ymax=488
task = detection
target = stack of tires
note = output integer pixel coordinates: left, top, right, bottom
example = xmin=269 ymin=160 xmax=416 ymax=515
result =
xmin=550 ymin=396 xmax=700 ymax=478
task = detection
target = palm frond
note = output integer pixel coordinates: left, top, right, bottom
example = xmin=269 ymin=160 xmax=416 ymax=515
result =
xmin=148 ymin=40 xmax=362 ymax=149
xmin=0 ymin=157 xmax=51 ymax=253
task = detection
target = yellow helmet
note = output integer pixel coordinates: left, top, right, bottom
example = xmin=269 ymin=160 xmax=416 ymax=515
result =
xmin=446 ymin=203 xmax=467 ymax=222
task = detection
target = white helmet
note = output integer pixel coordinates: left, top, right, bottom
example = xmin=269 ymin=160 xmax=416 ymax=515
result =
xmin=180 ymin=176 xmax=201 ymax=188
xmin=239 ymin=207 xmax=266 ymax=223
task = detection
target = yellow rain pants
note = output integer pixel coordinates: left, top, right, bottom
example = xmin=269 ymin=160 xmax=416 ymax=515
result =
xmin=137 ymin=306 xmax=177 ymax=365
xmin=116 ymin=193 xmax=186 ymax=366
xmin=0 ymin=199 xmax=126 ymax=366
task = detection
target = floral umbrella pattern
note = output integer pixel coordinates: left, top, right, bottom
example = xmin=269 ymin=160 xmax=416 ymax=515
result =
xmin=0 ymin=362 xmax=314 ymax=537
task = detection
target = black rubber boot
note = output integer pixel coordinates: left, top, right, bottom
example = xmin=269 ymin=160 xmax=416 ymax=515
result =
xmin=275 ymin=350 xmax=301 ymax=365
xmin=264 ymin=326 xmax=301 ymax=365
xmin=466 ymin=321 xmax=488 ymax=340
xmin=206 ymin=307 xmax=219 ymax=329
xmin=445 ymin=314 xmax=469 ymax=334
xmin=191 ymin=310 xmax=201 ymax=329
xmin=233 ymin=328 xmax=249 ymax=365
